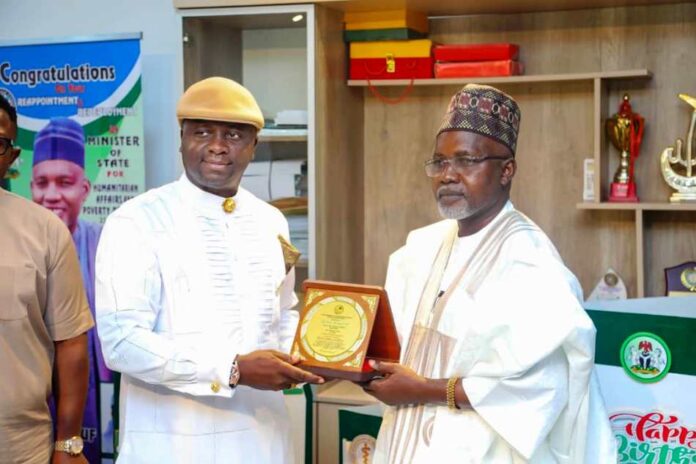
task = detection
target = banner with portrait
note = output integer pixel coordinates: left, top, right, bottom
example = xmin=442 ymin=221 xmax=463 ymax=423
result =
xmin=0 ymin=33 xmax=145 ymax=464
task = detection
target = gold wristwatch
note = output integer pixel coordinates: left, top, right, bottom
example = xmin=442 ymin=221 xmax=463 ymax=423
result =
xmin=55 ymin=436 xmax=84 ymax=456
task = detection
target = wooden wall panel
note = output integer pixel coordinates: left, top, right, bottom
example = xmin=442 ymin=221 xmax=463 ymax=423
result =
xmin=182 ymin=18 xmax=243 ymax=88
xmin=360 ymin=3 xmax=696 ymax=296
xmin=363 ymin=86 xmax=449 ymax=285
xmin=315 ymin=5 xmax=365 ymax=283
xmin=511 ymin=83 xmax=638 ymax=298
xmin=599 ymin=5 xmax=696 ymax=204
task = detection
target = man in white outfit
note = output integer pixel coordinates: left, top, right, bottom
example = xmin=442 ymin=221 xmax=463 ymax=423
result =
xmin=96 ymin=77 xmax=323 ymax=463
xmin=363 ymin=84 xmax=617 ymax=463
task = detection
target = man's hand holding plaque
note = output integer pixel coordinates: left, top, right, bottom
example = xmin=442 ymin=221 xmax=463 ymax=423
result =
xmin=291 ymin=280 xmax=401 ymax=382
xmin=236 ymin=350 xmax=324 ymax=390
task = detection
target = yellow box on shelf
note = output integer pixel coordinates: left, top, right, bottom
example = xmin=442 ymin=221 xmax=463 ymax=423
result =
xmin=344 ymin=9 xmax=429 ymax=34
xmin=349 ymin=39 xmax=433 ymax=59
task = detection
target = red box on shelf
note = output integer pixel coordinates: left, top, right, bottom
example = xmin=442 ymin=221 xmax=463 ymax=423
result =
xmin=434 ymin=60 xmax=524 ymax=78
xmin=350 ymin=57 xmax=434 ymax=80
xmin=433 ymin=43 xmax=519 ymax=62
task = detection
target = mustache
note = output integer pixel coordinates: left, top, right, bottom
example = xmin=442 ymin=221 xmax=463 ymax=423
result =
xmin=203 ymin=158 xmax=232 ymax=165
xmin=436 ymin=187 xmax=466 ymax=199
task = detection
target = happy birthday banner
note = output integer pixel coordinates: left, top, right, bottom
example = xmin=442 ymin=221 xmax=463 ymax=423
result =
xmin=587 ymin=297 xmax=696 ymax=463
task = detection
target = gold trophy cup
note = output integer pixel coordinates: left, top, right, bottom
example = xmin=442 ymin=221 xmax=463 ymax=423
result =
xmin=660 ymin=94 xmax=696 ymax=202
xmin=606 ymin=94 xmax=645 ymax=202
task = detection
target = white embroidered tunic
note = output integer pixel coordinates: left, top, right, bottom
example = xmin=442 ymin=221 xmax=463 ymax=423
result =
xmin=96 ymin=175 xmax=299 ymax=463
xmin=374 ymin=202 xmax=617 ymax=463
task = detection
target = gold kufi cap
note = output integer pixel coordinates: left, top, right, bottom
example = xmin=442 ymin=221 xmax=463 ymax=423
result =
xmin=176 ymin=77 xmax=264 ymax=129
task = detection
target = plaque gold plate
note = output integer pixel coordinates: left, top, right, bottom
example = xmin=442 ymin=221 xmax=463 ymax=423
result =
xmin=291 ymin=280 xmax=401 ymax=382
xmin=665 ymin=261 xmax=696 ymax=296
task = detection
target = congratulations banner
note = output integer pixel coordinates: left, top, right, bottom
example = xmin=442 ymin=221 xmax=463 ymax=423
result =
xmin=0 ymin=33 xmax=144 ymax=220
xmin=0 ymin=33 xmax=144 ymax=464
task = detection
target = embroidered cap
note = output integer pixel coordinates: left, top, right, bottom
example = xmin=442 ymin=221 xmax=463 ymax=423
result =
xmin=437 ymin=84 xmax=521 ymax=155
xmin=176 ymin=77 xmax=264 ymax=130
xmin=33 ymin=117 xmax=85 ymax=167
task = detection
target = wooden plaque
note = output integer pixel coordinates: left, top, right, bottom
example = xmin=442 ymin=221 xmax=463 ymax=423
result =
xmin=291 ymin=280 xmax=401 ymax=382
xmin=665 ymin=261 xmax=696 ymax=296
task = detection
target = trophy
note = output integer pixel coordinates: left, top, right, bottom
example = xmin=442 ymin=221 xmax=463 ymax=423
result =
xmin=606 ymin=94 xmax=645 ymax=202
xmin=660 ymin=94 xmax=696 ymax=202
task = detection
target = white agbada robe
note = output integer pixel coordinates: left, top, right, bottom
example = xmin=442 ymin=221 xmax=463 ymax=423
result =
xmin=374 ymin=202 xmax=617 ymax=463
xmin=96 ymin=175 xmax=299 ymax=463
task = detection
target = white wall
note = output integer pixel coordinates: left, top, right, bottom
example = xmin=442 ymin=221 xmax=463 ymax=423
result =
xmin=242 ymin=27 xmax=307 ymax=119
xmin=1 ymin=0 xmax=185 ymax=189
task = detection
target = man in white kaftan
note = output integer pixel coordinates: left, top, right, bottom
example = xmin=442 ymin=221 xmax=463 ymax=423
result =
xmin=96 ymin=77 xmax=323 ymax=464
xmin=364 ymin=84 xmax=617 ymax=463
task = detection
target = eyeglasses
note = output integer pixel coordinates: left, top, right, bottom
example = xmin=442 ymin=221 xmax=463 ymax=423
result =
xmin=0 ymin=137 xmax=13 ymax=156
xmin=424 ymin=155 xmax=512 ymax=177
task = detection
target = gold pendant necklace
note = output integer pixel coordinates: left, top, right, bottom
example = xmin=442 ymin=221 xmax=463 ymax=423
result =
xmin=222 ymin=197 xmax=236 ymax=214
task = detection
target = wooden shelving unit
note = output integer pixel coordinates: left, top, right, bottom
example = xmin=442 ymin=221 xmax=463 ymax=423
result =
xmin=174 ymin=0 xmax=689 ymax=17
xmin=344 ymin=4 xmax=696 ymax=301
xmin=577 ymin=202 xmax=696 ymax=211
xmin=349 ymin=66 xmax=664 ymax=296
xmin=577 ymin=201 xmax=696 ymax=298
xmin=176 ymin=0 xmax=696 ymax=301
xmin=351 ymin=63 xmax=668 ymax=300
xmin=347 ymin=69 xmax=652 ymax=87
xmin=258 ymin=127 xmax=308 ymax=142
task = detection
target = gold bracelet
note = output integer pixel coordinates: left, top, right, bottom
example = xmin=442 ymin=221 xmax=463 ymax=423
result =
xmin=446 ymin=376 xmax=459 ymax=410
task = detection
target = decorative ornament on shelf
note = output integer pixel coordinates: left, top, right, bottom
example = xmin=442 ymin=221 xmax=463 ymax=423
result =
xmin=587 ymin=268 xmax=628 ymax=301
xmin=660 ymin=93 xmax=696 ymax=203
xmin=605 ymin=94 xmax=645 ymax=202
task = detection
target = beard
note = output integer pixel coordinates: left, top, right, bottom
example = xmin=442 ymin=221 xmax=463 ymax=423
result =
xmin=437 ymin=201 xmax=473 ymax=219
xmin=436 ymin=186 xmax=473 ymax=219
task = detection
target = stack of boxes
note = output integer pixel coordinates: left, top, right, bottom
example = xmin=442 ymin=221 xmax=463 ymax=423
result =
xmin=433 ymin=43 xmax=523 ymax=78
xmin=345 ymin=10 xmax=433 ymax=80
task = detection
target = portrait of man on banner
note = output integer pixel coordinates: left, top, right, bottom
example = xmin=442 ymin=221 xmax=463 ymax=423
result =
xmin=30 ymin=117 xmax=114 ymax=464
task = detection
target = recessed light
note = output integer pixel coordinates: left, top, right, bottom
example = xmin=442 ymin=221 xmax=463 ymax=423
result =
xmin=292 ymin=14 xmax=303 ymax=23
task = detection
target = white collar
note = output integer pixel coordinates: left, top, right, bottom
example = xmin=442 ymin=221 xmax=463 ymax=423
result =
xmin=177 ymin=173 xmax=249 ymax=217
xmin=456 ymin=200 xmax=515 ymax=242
